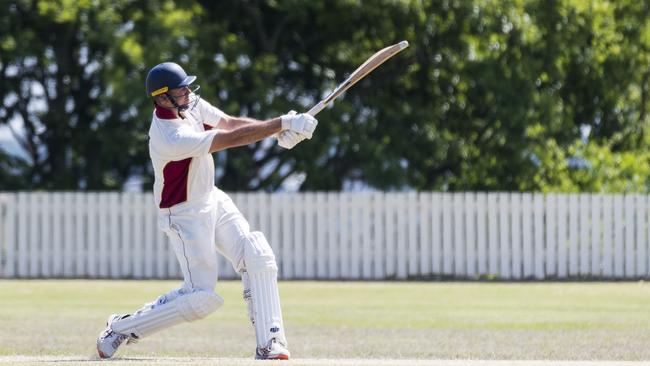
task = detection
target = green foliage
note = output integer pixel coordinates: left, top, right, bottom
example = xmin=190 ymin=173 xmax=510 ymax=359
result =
xmin=1 ymin=0 xmax=649 ymax=192
xmin=0 ymin=0 xmax=200 ymax=190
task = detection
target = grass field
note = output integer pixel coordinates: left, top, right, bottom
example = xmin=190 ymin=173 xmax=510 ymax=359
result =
xmin=1 ymin=280 xmax=650 ymax=365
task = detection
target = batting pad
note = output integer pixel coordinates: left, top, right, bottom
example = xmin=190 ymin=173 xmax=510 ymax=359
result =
xmin=241 ymin=231 xmax=287 ymax=347
xmin=250 ymin=269 xmax=287 ymax=347
xmin=111 ymin=290 xmax=223 ymax=339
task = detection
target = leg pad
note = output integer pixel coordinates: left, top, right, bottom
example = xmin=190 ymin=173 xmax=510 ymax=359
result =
xmin=111 ymin=290 xmax=223 ymax=339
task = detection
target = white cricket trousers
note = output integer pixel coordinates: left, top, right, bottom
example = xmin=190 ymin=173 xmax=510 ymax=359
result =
xmin=158 ymin=187 xmax=250 ymax=291
xmin=142 ymin=186 xmax=288 ymax=350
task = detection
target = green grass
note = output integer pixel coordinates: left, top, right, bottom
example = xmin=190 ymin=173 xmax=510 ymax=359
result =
xmin=1 ymin=280 xmax=649 ymax=363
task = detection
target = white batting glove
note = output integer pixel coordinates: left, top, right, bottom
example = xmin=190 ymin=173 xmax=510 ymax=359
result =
xmin=276 ymin=110 xmax=301 ymax=149
xmin=277 ymin=130 xmax=306 ymax=149
xmin=281 ymin=112 xmax=318 ymax=139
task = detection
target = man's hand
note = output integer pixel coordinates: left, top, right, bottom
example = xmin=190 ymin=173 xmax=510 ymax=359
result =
xmin=281 ymin=112 xmax=318 ymax=139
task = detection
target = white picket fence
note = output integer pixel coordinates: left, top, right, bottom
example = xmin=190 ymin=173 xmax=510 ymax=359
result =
xmin=0 ymin=192 xmax=648 ymax=280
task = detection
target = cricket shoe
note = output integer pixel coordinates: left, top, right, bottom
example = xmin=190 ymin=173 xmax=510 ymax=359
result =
xmin=255 ymin=338 xmax=290 ymax=360
xmin=96 ymin=314 xmax=132 ymax=359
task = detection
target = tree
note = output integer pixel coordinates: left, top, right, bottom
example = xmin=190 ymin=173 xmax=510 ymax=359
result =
xmin=2 ymin=0 xmax=649 ymax=193
xmin=0 ymin=0 xmax=201 ymax=190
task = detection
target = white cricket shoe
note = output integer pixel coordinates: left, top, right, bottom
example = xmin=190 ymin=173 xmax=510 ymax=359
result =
xmin=96 ymin=314 xmax=131 ymax=359
xmin=255 ymin=338 xmax=290 ymax=360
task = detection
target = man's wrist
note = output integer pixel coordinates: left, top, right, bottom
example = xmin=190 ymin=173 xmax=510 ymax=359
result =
xmin=281 ymin=114 xmax=291 ymax=130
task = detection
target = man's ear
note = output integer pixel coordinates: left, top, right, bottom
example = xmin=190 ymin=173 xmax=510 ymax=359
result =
xmin=154 ymin=95 xmax=167 ymax=106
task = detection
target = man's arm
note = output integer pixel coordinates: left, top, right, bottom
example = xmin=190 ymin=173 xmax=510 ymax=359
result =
xmin=217 ymin=116 xmax=260 ymax=131
xmin=209 ymin=118 xmax=282 ymax=153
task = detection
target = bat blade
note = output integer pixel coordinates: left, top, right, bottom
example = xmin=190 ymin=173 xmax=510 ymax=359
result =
xmin=307 ymin=40 xmax=409 ymax=116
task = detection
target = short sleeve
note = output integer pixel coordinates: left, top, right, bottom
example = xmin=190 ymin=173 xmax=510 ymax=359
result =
xmin=198 ymin=99 xmax=229 ymax=128
xmin=150 ymin=123 xmax=218 ymax=161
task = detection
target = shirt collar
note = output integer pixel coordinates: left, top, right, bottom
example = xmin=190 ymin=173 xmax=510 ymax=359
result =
xmin=155 ymin=105 xmax=178 ymax=120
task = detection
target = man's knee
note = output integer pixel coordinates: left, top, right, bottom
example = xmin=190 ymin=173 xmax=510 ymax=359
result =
xmin=241 ymin=231 xmax=277 ymax=274
xmin=176 ymin=290 xmax=223 ymax=321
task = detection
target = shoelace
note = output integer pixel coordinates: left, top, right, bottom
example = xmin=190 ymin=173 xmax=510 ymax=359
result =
xmin=107 ymin=314 xmax=136 ymax=346
xmin=101 ymin=329 xmax=128 ymax=350
xmin=110 ymin=332 xmax=128 ymax=349
xmin=258 ymin=338 xmax=282 ymax=355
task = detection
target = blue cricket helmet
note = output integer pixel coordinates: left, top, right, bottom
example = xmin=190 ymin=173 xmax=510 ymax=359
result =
xmin=146 ymin=62 xmax=196 ymax=97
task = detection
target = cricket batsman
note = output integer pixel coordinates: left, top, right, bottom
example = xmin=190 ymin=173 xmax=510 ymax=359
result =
xmin=96 ymin=62 xmax=317 ymax=360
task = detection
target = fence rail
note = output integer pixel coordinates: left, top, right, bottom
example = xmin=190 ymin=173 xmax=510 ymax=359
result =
xmin=0 ymin=192 xmax=648 ymax=280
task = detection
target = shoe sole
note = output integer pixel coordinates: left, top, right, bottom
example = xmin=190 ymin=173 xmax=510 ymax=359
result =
xmin=97 ymin=345 xmax=109 ymax=359
xmin=267 ymin=354 xmax=289 ymax=360
xmin=255 ymin=353 xmax=290 ymax=360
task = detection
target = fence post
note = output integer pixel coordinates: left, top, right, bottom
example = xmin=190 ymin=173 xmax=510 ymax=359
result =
xmin=98 ymin=193 xmax=109 ymax=278
xmin=373 ymin=192 xmax=385 ymax=279
xmin=546 ymin=194 xmax=557 ymax=277
xmin=396 ymin=192 xmax=407 ymax=280
xmin=511 ymin=193 xmax=522 ymax=279
xmin=613 ymin=195 xmax=624 ymax=278
xmin=419 ymin=192 xmax=431 ymax=277
xmin=556 ymin=194 xmax=568 ymax=278
xmin=522 ymin=193 xmax=533 ymax=279
xmin=51 ymin=193 xmax=63 ymax=277
xmin=109 ymin=192 xmax=120 ymax=278
xmin=476 ymin=192 xmax=487 ymax=277
xmin=361 ymin=193 xmax=372 ymax=279
xmin=487 ymin=193 xmax=498 ymax=276
xmin=293 ymin=193 xmax=305 ymax=278
xmin=579 ymin=194 xmax=590 ymax=277
xmin=143 ymin=193 xmax=155 ymax=279
xmin=63 ymin=192 xmax=73 ymax=277
xmin=316 ymin=192 xmax=327 ymax=279
xmin=87 ymin=192 xmax=98 ymax=278
xmin=465 ymin=192 xmax=476 ymax=279
xmin=1 ymin=194 xmax=15 ymax=277
xmin=533 ymin=193 xmax=544 ymax=279
xmin=407 ymin=192 xmax=418 ymax=278
xmin=281 ymin=193 xmax=293 ymax=279
xmin=499 ymin=192 xmax=510 ymax=279
xmin=442 ymin=193 xmax=453 ymax=276
xmin=304 ymin=192 xmax=316 ymax=279
xmin=638 ymin=195 xmax=648 ymax=277
xmin=327 ymin=192 xmax=338 ymax=279
xmin=624 ymin=194 xmax=635 ymax=278
xmin=568 ymin=194 xmax=579 ymax=277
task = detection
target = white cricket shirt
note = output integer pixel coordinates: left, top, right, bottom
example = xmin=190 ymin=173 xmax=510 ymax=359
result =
xmin=148 ymin=98 xmax=228 ymax=209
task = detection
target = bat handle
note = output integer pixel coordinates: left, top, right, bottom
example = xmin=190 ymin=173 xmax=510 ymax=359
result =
xmin=277 ymin=100 xmax=325 ymax=142
xmin=307 ymin=100 xmax=326 ymax=117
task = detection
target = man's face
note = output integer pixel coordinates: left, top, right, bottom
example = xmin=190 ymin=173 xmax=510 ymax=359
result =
xmin=165 ymin=86 xmax=191 ymax=107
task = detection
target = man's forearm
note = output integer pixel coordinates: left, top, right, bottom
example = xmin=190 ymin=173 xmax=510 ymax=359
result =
xmin=219 ymin=116 xmax=262 ymax=131
xmin=209 ymin=118 xmax=282 ymax=153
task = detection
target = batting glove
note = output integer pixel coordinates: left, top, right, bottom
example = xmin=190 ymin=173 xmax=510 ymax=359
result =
xmin=281 ymin=112 xmax=318 ymax=139
xmin=277 ymin=130 xmax=306 ymax=149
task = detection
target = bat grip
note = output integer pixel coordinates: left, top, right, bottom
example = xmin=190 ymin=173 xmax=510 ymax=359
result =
xmin=307 ymin=100 xmax=326 ymax=117
xmin=277 ymin=100 xmax=325 ymax=142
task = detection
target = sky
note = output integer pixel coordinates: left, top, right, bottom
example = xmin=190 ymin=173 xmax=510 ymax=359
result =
xmin=0 ymin=122 xmax=29 ymax=161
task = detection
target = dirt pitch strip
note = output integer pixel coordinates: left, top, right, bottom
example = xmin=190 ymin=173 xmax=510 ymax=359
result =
xmin=1 ymin=357 xmax=650 ymax=366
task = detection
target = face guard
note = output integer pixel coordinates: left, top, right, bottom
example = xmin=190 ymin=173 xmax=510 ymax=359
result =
xmin=146 ymin=62 xmax=201 ymax=117
xmin=164 ymin=84 xmax=201 ymax=113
